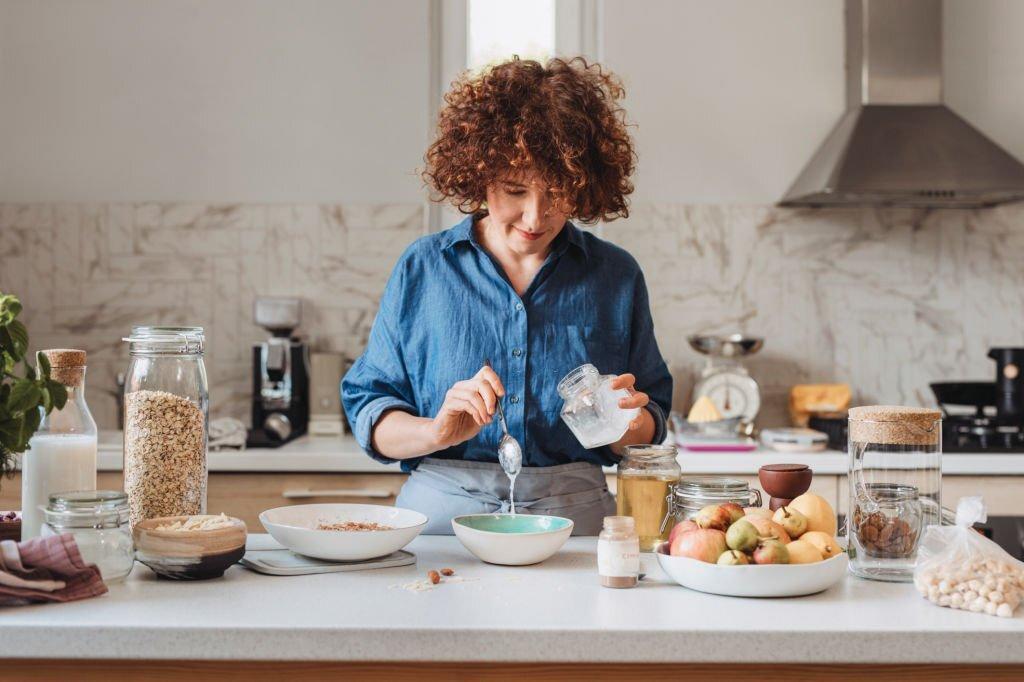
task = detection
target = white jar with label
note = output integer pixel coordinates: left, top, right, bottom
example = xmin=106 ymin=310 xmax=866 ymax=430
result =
xmin=598 ymin=515 xmax=640 ymax=588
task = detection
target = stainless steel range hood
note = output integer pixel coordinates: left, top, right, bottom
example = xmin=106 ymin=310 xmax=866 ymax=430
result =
xmin=779 ymin=0 xmax=1024 ymax=208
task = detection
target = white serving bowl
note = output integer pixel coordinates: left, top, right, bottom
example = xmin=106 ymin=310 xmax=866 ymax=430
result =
xmin=452 ymin=514 xmax=573 ymax=566
xmin=259 ymin=504 xmax=427 ymax=561
xmin=655 ymin=542 xmax=849 ymax=597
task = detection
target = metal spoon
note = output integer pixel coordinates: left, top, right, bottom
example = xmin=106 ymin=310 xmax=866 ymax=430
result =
xmin=484 ymin=359 xmax=523 ymax=513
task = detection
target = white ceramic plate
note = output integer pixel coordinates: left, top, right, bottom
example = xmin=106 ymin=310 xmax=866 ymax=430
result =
xmin=655 ymin=544 xmax=849 ymax=597
xmin=259 ymin=504 xmax=427 ymax=561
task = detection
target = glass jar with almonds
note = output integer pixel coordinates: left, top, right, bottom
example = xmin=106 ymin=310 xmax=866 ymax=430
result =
xmin=848 ymin=405 xmax=941 ymax=582
xmin=122 ymin=327 xmax=208 ymax=527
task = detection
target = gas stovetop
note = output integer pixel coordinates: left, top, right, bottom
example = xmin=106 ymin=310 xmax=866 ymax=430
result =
xmin=941 ymin=415 xmax=1024 ymax=453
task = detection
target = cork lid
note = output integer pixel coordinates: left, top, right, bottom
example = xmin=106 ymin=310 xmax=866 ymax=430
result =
xmin=41 ymin=349 xmax=87 ymax=387
xmin=848 ymin=405 xmax=941 ymax=446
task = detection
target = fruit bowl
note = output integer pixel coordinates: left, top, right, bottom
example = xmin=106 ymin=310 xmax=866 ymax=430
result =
xmin=655 ymin=541 xmax=849 ymax=597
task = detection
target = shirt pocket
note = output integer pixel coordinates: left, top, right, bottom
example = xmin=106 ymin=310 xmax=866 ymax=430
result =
xmin=541 ymin=324 xmax=629 ymax=387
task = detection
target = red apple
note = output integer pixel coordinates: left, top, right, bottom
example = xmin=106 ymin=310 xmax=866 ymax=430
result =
xmin=720 ymin=502 xmax=746 ymax=525
xmin=694 ymin=504 xmax=732 ymax=532
xmin=668 ymin=519 xmax=699 ymax=546
xmin=670 ymin=528 xmax=728 ymax=563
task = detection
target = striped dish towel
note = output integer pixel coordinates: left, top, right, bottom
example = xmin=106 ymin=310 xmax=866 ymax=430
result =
xmin=0 ymin=533 xmax=108 ymax=606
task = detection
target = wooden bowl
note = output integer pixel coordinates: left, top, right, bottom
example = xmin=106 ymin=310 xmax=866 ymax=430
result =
xmin=133 ymin=515 xmax=247 ymax=580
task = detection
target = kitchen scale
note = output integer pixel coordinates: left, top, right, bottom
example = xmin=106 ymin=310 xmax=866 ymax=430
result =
xmin=688 ymin=334 xmax=763 ymax=428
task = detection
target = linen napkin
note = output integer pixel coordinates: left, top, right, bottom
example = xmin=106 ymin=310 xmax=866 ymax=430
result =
xmin=0 ymin=533 xmax=108 ymax=606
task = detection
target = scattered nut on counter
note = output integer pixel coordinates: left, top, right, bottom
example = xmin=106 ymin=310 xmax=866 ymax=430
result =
xmin=915 ymin=559 xmax=1024 ymax=618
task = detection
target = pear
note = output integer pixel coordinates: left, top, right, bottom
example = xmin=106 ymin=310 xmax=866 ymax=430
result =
xmin=772 ymin=505 xmax=809 ymax=538
xmin=725 ymin=518 xmax=760 ymax=552
xmin=717 ymin=549 xmax=750 ymax=566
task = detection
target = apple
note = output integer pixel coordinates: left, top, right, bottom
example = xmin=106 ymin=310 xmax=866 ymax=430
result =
xmin=668 ymin=519 xmax=699 ymax=546
xmin=694 ymin=504 xmax=732 ymax=532
xmin=670 ymin=528 xmax=728 ymax=563
xmin=753 ymin=539 xmax=790 ymax=565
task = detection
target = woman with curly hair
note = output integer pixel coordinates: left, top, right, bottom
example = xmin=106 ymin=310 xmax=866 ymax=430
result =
xmin=342 ymin=57 xmax=672 ymax=535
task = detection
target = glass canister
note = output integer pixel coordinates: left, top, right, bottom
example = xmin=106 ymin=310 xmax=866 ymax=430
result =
xmin=122 ymin=326 xmax=208 ymax=527
xmin=41 ymin=490 xmax=133 ymax=583
xmin=666 ymin=477 xmax=763 ymax=527
xmin=558 ymin=364 xmax=639 ymax=449
xmin=22 ymin=349 xmax=98 ymax=540
xmin=848 ymin=405 xmax=941 ymax=582
xmin=616 ymin=444 xmax=681 ymax=551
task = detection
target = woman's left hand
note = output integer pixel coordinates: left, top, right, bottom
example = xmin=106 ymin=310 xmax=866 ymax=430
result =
xmin=609 ymin=373 xmax=650 ymax=431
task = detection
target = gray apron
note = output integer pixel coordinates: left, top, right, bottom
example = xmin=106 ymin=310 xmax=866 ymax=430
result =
xmin=395 ymin=457 xmax=615 ymax=536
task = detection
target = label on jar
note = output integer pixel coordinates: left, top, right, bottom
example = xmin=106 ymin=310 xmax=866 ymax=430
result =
xmin=598 ymin=538 xmax=640 ymax=578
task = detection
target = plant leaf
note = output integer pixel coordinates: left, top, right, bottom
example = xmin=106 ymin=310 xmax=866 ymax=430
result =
xmin=0 ymin=416 xmax=24 ymax=453
xmin=48 ymin=381 xmax=68 ymax=411
xmin=7 ymin=380 xmax=42 ymax=415
xmin=20 ymin=407 xmax=41 ymax=447
xmin=36 ymin=350 xmax=51 ymax=376
xmin=7 ymin=320 xmax=28 ymax=359
xmin=40 ymin=386 xmax=52 ymax=412
xmin=24 ymin=363 xmax=36 ymax=381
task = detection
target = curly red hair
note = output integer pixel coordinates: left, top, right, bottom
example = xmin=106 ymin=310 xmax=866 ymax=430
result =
xmin=423 ymin=56 xmax=636 ymax=223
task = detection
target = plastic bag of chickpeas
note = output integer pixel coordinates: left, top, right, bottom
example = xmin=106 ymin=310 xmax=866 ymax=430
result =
xmin=914 ymin=497 xmax=1023 ymax=618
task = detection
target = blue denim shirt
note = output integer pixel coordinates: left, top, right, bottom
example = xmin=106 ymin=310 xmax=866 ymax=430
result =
xmin=341 ymin=215 xmax=672 ymax=472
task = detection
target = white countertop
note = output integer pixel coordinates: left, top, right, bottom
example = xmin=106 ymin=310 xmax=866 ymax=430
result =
xmin=96 ymin=431 xmax=1024 ymax=476
xmin=4 ymin=534 xmax=1024 ymax=664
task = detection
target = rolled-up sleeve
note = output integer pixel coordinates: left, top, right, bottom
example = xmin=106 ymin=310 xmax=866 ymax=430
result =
xmin=628 ymin=269 xmax=672 ymax=445
xmin=341 ymin=258 xmax=418 ymax=464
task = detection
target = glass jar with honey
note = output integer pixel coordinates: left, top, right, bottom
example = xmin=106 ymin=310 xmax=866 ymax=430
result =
xmin=616 ymin=444 xmax=681 ymax=551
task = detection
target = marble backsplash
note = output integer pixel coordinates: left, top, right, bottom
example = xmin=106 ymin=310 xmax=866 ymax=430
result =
xmin=2 ymin=201 xmax=1023 ymax=429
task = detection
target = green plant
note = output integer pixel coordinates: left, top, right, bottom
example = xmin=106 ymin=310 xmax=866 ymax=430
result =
xmin=0 ymin=292 xmax=67 ymax=479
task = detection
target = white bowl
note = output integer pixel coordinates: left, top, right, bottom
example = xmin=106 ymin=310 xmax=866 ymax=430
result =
xmin=259 ymin=504 xmax=427 ymax=561
xmin=655 ymin=543 xmax=849 ymax=597
xmin=451 ymin=514 xmax=573 ymax=566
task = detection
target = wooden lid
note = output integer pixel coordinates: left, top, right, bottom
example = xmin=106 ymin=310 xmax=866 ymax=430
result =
xmin=848 ymin=405 xmax=941 ymax=446
xmin=41 ymin=348 xmax=86 ymax=386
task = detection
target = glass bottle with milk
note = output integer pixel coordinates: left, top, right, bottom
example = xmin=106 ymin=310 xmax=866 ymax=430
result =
xmin=21 ymin=349 xmax=97 ymax=540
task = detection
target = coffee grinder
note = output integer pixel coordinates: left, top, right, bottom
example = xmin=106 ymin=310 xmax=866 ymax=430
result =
xmin=246 ymin=297 xmax=310 ymax=447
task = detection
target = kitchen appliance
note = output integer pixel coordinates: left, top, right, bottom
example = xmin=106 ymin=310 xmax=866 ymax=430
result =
xmin=247 ymin=298 xmax=310 ymax=448
xmin=309 ymin=352 xmax=347 ymax=436
xmin=930 ymin=347 xmax=1024 ymax=452
xmin=780 ymin=0 xmax=1024 ymax=208
xmin=688 ymin=334 xmax=763 ymax=427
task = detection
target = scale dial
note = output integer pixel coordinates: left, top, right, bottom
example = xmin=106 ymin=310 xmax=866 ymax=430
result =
xmin=693 ymin=370 xmax=761 ymax=422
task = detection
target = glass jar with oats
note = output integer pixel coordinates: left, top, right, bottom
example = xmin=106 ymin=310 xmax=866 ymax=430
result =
xmin=122 ymin=327 xmax=208 ymax=527
xmin=616 ymin=444 xmax=681 ymax=551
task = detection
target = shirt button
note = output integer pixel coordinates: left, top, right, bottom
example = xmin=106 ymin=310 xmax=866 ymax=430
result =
xmin=515 ymin=303 xmax=523 ymax=311
xmin=509 ymin=394 xmax=520 ymax=404
xmin=512 ymin=348 xmax=522 ymax=357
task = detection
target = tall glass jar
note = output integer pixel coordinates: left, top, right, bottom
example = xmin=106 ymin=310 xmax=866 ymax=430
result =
xmin=558 ymin=364 xmax=639 ymax=449
xmin=41 ymin=490 xmax=133 ymax=583
xmin=616 ymin=444 xmax=681 ymax=551
xmin=122 ymin=327 xmax=208 ymax=527
xmin=666 ymin=477 xmax=763 ymax=527
xmin=848 ymin=406 xmax=941 ymax=582
xmin=22 ymin=350 xmax=98 ymax=540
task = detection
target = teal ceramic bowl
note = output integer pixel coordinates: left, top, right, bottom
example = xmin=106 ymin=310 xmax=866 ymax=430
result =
xmin=451 ymin=514 xmax=574 ymax=565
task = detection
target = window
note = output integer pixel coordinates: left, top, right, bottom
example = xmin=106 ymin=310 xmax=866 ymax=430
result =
xmin=467 ymin=0 xmax=556 ymax=71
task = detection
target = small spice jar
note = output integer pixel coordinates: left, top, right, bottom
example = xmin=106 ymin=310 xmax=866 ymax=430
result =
xmin=41 ymin=490 xmax=134 ymax=583
xmin=598 ymin=516 xmax=640 ymax=588
xmin=666 ymin=477 xmax=763 ymax=527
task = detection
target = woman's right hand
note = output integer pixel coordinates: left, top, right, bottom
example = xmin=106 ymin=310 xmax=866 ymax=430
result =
xmin=428 ymin=365 xmax=505 ymax=450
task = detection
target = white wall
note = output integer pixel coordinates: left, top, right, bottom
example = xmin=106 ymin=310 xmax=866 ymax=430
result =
xmin=0 ymin=0 xmax=430 ymax=203
xmin=944 ymin=0 xmax=1024 ymax=162
xmin=600 ymin=0 xmax=845 ymax=204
